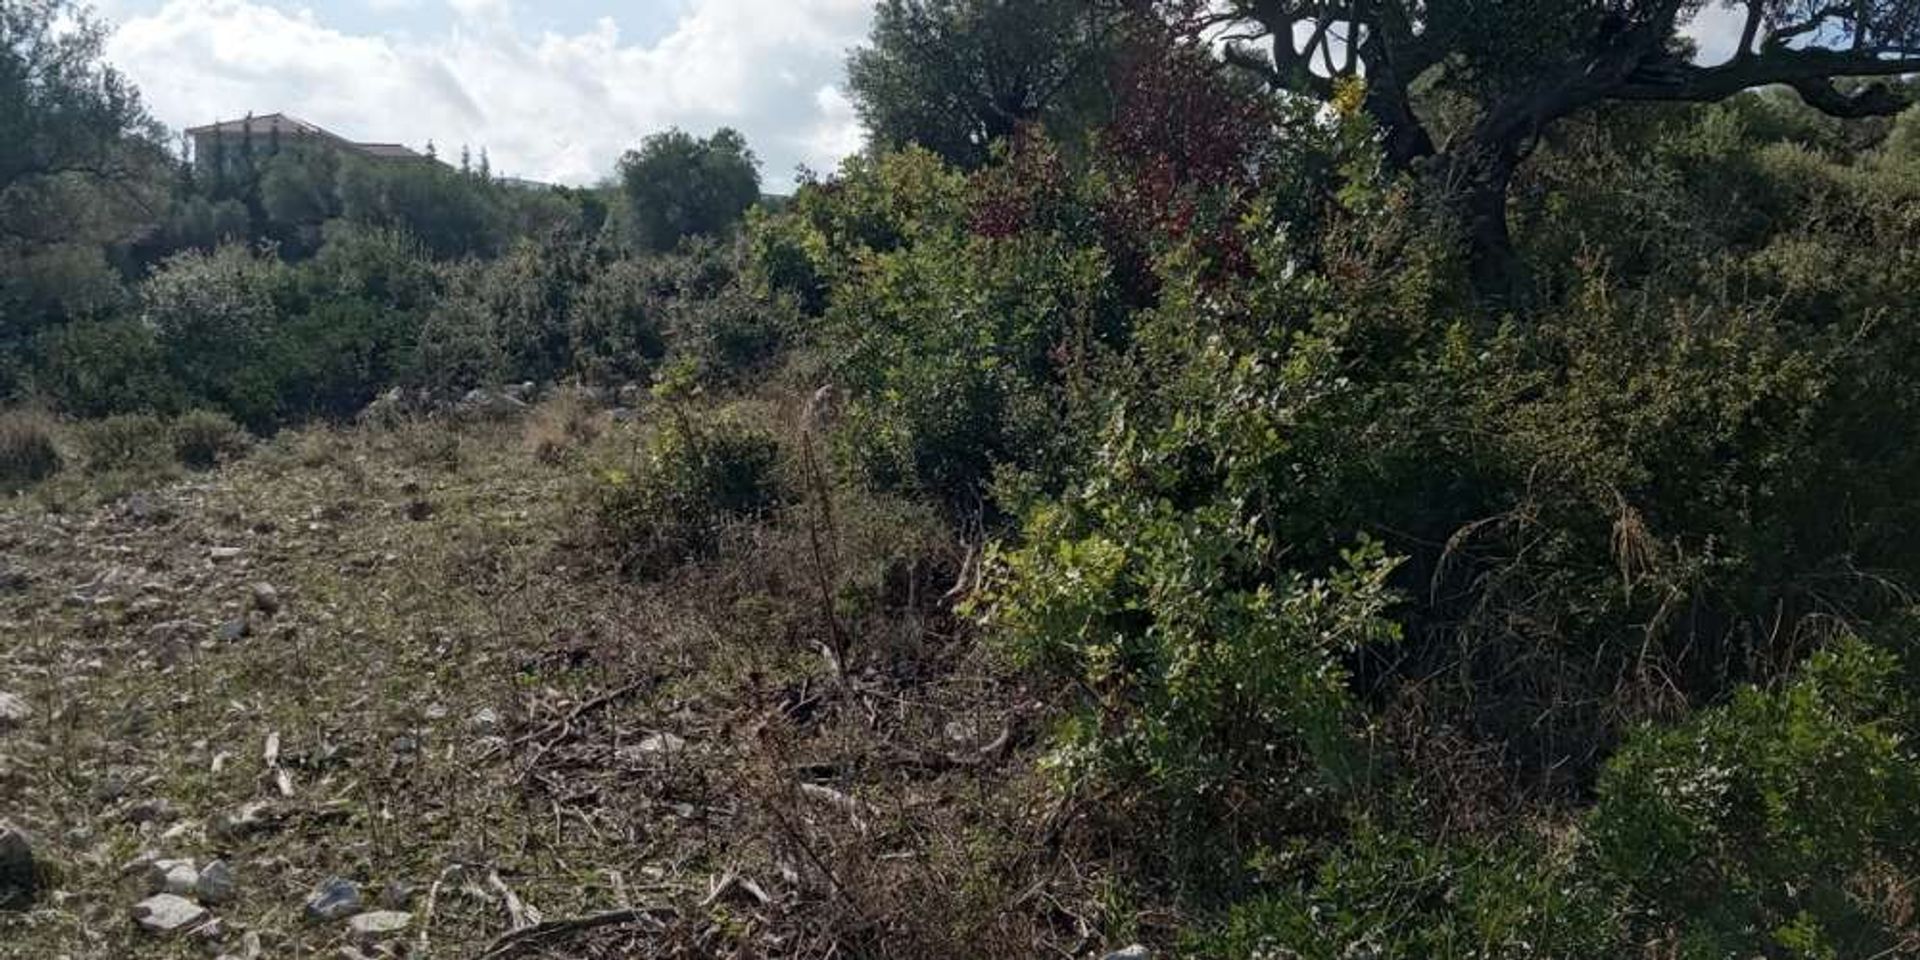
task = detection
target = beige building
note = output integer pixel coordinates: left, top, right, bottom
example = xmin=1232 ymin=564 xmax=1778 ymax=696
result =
xmin=186 ymin=113 xmax=427 ymax=172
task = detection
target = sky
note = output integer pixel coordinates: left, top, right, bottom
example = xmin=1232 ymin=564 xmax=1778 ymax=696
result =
xmin=92 ymin=0 xmax=1753 ymax=190
xmin=97 ymin=0 xmax=876 ymax=188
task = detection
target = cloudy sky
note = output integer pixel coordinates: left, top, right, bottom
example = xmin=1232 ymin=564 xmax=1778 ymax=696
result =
xmin=97 ymin=0 xmax=876 ymax=188
xmin=94 ymin=0 xmax=1752 ymax=190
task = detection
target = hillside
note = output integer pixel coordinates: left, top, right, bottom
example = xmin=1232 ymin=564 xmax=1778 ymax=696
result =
xmin=7 ymin=1 xmax=1920 ymax=957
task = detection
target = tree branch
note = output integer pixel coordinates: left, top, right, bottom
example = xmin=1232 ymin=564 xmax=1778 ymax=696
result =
xmin=1611 ymin=47 xmax=1920 ymax=114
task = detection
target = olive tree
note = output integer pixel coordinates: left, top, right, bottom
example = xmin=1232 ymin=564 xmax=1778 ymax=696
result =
xmin=1160 ymin=0 xmax=1920 ymax=294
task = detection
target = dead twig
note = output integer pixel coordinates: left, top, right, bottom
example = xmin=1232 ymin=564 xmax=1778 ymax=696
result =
xmin=474 ymin=905 xmax=677 ymax=959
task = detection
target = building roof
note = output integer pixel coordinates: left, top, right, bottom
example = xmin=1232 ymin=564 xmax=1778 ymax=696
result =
xmin=352 ymin=143 xmax=424 ymax=159
xmin=184 ymin=112 xmax=339 ymax=139
xmin=185 ymin=113 xmax=430 ymax=162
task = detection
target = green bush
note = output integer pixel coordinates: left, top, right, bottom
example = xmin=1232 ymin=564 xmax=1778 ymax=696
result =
xmin=586 ymin=413 xmax=785 ymax=577
xmin=30 ymin=318 xmax=184 ymax=418
xmin=567 ymin=257 xmax=667 ymax=384
xmin=0 ymin=410 xmax=64 ymax=493
xmin=170 ymin=409 xmax=252 ymax=470
xmin=669 ymin=285 xmax=790 ymax=383
xmin=73 ymin=413 xmax=175 ymax=476
xmin=1590 ymin=638 xmax=1920 ymax=959
xmin=143 ymin=244 xmax=289 ymax=427
xmin=1201 ymin=829 xmax=1618 ymax=960
xmin=981 ymin=494 xmax=1401 ymax=841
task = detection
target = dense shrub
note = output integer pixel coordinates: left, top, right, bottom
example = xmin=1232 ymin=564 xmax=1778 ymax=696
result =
xmin=827 ymin=224 xmax=1122 ymax=500
xmin=170 ymin=409 xmax=251 ymax=469
xmin=143 ymin=244 xmax=289 ymax=427
xmin=586 ymin=412 xmax=785 ymax=577
xmin=30 ymin=318 xmax=182 ymax=417
xmin=1590 ymin=638 xmax=1920 ymax=959
xmin=1201 ymin=829 xmax=1618 ymax=960
xmin=0 ymin=410 xmax=64 ymax=492
xmin=669 ymin=285 xmax=790 ymax=383
xmin=73 ymin=413 xmax=175 ymax=475
xmin=567 ymin=257 xmax=667 ymax=385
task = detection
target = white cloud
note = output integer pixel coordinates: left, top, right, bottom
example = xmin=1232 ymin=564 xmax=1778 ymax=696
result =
xmin=105 ymin=0 xmax=875 ymax=188
xmin=1683 ymin=4 xmax=1752 ymax=66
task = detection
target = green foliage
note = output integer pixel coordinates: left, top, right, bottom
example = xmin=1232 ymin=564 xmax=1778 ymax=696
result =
xmin=0 ymin=0 xmax=161 ymax=199
xmin=0 ymin=409 xmax=63 ymax=493
xmin=846 ymin=0 xmax=1118 ymax=169
xmin=616 ymin=128 xmax=761 ymax=253
xmin=72 ymin=413 xmax=174 ymax=475
xmin=1591 ymin=638 xmax=1920 ymax=959
xmin=980 ymin=495 xmax=1401 ymax=843
xmin=1201 ymin=829 xmax=1618 ymax=960
xmin=169 ymin=409 xmax=251 ymax=469
xmin=142 ymin=244 xmax=289 ymax=427
xmin=586 ymin=413 xmax=785 ymax=577
xmin=337 ymin=157 xmax=503 ymax=258
xmin=566 ymin=257 xmax=667 ymax=384
xmin=28 ymin=318 xmax=181 ymax=417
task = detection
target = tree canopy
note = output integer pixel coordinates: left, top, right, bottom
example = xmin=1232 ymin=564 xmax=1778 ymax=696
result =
xmin=847 ymin=0 xmax=1120 ymax=169
xmin=1163 ymin=0 xmax=1920 ymax=292
xmin=615 ymin=127 xmax=762 ymax=253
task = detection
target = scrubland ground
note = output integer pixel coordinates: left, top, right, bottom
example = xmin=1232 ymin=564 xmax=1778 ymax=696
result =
xmin=0 ymin=393 xmax=1111 ymax=959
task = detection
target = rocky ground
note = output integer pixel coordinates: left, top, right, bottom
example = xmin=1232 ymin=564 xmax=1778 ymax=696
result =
xmin=0 ymin=412 xmax=1106 ymax=958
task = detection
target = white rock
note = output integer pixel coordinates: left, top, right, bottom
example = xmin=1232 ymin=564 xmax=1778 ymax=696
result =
xmin=211 ymin=801 xmax=275 ymax=839
xmin=0 ymin=691 xmax=30 ymax=729
xmin=198 ymin=859 xmax=237 ymax=904
xmin=305 ymin=876 xmax=362 ymax=921
xmin=148 ymin=858 xmax=199 ymax=896
xmin=636 ymin=733 xmax=687 ymax=754
xmin=1103 ymin=947 xmax=1151 ymax=960
xmin=250 ymin=582 xmax=281 ymax=615
xmin=131 ymin=893 xmax=208 ymax=934
xmin=346 ymin=910 xmax=412 ymax=941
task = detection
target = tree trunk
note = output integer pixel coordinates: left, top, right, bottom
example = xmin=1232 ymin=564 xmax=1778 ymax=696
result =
xmin=1442 ymin=140 xmax=1526 ymax=304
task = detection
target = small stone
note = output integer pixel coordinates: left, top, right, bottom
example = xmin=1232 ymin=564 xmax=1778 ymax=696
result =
xmin=216 ymin=617 xmax=251 ymax=642
xmin=1103 ymin=947 xmax=1151 ymax=960
xmin=468 ymin=707 xmax=500 ymax=730
xmin=636 ymin=733 xmax=687 ymax=754
xmin=215 ymin=930 xmax=263 ymax=960
xmin=250 ymin=583 xmax=281 ymax=616
xmin=208 ymin=547 xmax=244 ymax=563
xmin=0 ymin=691 xmax=28 ymax=730
xmin=346 ymin=910 xmax=411 ymax=941
xmin=211 ymin=801 xmax=275 ymax=840
xmin=0 ymin=824 xmax=36 ymax=908
xmin=124 ymin=797 xmax=174 ymax=824
xmin=198 ymin=859 xmax=237 ymax=904
xmin=148 ymin=858 xmax=199 ymax=896
xmin=131 ymin=893 xmax=208 ymax=934
xmin=305 ymin=877 xmax=362 ymax=921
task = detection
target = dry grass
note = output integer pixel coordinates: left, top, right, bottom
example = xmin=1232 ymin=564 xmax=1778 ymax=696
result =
xmin=524 ymin=391 xmax=609 ymax=465
xmin=0 ymin=408 xmax=64 ymax=493
xmin=0 ymin=392 xmax=1124 ymax=958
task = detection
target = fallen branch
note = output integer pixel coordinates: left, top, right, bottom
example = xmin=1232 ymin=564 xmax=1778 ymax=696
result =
xmin=475 ymin=905 xmax=676 ymax=959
